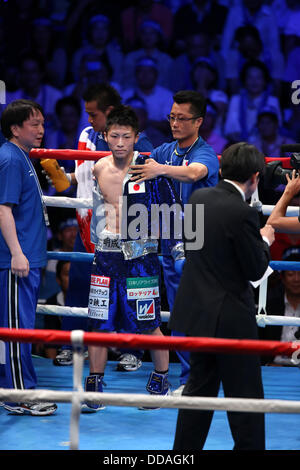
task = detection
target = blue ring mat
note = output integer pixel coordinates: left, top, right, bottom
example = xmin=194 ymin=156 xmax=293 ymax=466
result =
xmin=1 ymin=357 xmax=300 ymax=451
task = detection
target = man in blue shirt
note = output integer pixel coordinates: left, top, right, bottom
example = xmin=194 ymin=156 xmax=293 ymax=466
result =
xmin=130 ymin=90 xmax=219 ymax=392
xmin=0 ymin=99 xmax=57 ymax=416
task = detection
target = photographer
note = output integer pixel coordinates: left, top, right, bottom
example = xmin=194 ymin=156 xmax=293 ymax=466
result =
xmin=267 ymin=170 xmax=300 ymax=233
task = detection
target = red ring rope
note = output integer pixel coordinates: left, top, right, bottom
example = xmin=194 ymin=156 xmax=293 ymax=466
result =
xmin=0 ymin=328 xmax=299 ymax=357
xmin=30 ymin=148 xmax=294 ymax=168
xmin=30 ymin=148 xmax=150 ymax=161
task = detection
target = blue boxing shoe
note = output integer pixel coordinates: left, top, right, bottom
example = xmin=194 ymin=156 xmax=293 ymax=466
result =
xmin=139 ymin=371 xmax=171 ymax=410
xmin=81 ymin=375 xmax=106 ymax=413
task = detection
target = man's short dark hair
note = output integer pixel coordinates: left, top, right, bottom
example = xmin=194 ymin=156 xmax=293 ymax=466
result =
xmin=173 ymin=90 xmax=207 ymax=119
xmin=0 ymin=99 xmax=44 ymax=139
xmin=105 ymin=105 xmax=139 ymax=134
xmin=220 ymin=142 xmax=265 ymax=183
xmin=82 ymin=83 xmax=122 ymax=112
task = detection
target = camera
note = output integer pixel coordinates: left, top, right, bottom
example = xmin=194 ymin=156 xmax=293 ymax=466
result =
xmin=264 ymin=145 xmax=300 ymax=189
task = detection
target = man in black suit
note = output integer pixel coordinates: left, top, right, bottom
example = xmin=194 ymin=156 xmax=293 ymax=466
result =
xmin=169 ymin=142 xmax=275 ymax=450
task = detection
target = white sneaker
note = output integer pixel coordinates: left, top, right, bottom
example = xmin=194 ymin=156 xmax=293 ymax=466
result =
xmin=117 ymin=354 xmax=142 ymax=372
xmin=4 ymin=402 xmax=57 ymax=416
xmin=53 ymin=349 xmax=73 ymax=366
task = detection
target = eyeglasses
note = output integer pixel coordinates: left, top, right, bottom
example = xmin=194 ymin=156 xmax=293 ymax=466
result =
xmin=166 ymin=114 xmax=200 ymax=123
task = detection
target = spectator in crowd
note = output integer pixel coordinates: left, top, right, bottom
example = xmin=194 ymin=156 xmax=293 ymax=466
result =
xmin=6 ymin=55 xmax=62 ymax=132
xmin=270 ymin=232 xmax=300 ymax=262
xmin=199 ymin=100 xmax=229 ymax=155
xmin=122 ymin=56 xmax=173 ymax=141
xmin=121 ymin=0 xmax=173 ymax=52
xmin=125 ymin=96 xmax=167 ymax=148
xmin=45 ymin=96 xmax=82 ymax=162
xmin=250 ymin=106 xmax=295 ymax=156
xmin=170 ymin=31 xmax=226 ymax=92
xmin=225 ymin=25 xmax=284 ymax=96
xmin=224 ymin=59 xmax=282 ymax=143
xmin=272 ymin=0 xmax=300 ymax=37
xmin=29 ymin=17 xmax=68 ymax=90
xmin=122 ymin=20 xmax=173 ymax=90
xmin=43 ymin=96 xmax=82 ymax=198
xmin=190 ymin=57 xmax=228 ymax=135
xmin=283 ymin=101 xmax=300 ymax=144
xmin=65 ymin=2 xmax=123 ymax=56
xmin=172 ymin=0 xmax=228 ymax=56
xmin=71 ymin=14 xmax=123 ymax=87
xmin=258 ymin=247 xmax=300 ymax=367
xmin=221 ymin=0 xmax=281 ymax=62
xmin=280 ymin=11 xmax=300 ymax=110
xmin=36 ymin=260 xmax=71 ymax=360
xmin=0 ymin=0 xmax=43 ymax=59
xmin=39 ymin=218 xmax=78 ymax=303
xmin=65 ymin=52 xmax=122 ymax=131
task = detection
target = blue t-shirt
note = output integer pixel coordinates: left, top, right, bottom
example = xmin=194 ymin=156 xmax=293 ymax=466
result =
xmin=0 ymin=141 xmax=47 ymax=268
xmin=151 ymin=136 xmax=219 ymax=204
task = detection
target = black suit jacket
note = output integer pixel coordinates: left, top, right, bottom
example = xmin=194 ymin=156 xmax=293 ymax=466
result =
xmin=169 ymin=180 xmax=270 ymax=339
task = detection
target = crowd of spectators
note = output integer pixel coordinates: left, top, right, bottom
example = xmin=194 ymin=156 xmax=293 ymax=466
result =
xmin=0 ymin=0 xmax=299 ymax=155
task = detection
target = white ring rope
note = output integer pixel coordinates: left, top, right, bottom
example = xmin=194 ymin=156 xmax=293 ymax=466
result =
xmin=1 ymin=388 xmax=300 ymax=414
xmin=37 ymin=304 xmax=171 ymax=322
xmin=36 ymin=304 xmax=300 ymax=327
xmin=262 ymin=205 xmax=299 ymax=217
xmin=43 ymin=195 xmax=300 ymax=216
xmin=70 ymin=330 xmax=85 ymax=451
xmin=44 ymin=195 xmax=92 ymax=209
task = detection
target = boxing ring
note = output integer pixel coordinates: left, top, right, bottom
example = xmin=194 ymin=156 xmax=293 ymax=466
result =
xmin=1 ymin=149 xmax=300 ymax=452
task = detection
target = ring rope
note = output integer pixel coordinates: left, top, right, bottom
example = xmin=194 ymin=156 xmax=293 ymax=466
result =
xmin=0 ymin=388 xmax=300 ymax=415
xmin=0 ymin=328 xmax=299 ymax=357
xmin=37 ymin=303 xmax=171 ymax=322
xmin=70 ymin=330 xmax=85 ymax=451
xmin=43 ymin=194 xmax=299 ymax=217
xmin=1 ymin=324 xmax=300 ymax=451
xmin=46 ymin=250 xmax=300 ymax=272
xmin=30 ymin=148 xmax=295 ymax=167
xmin=32 ymin=148 xmax=113 ymax=161
xmin=36 ymin=304 xmax=300 ymax=328
xmin=44 ymin=196 xmax=92 ymax=209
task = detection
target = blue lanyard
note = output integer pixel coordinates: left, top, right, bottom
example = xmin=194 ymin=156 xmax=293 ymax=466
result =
xmin=168 ymin=138 xmax=199 ymax=199
xmin=11 ymin=143 xmax=49 ymax=226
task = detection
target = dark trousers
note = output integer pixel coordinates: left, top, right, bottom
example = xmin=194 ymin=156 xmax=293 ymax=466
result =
xmin=173 ymin=349 xmax=265 ymax=450
xmin=173 ymin=297 xmax=265 ymax=450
